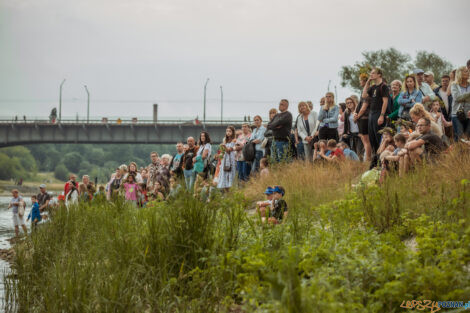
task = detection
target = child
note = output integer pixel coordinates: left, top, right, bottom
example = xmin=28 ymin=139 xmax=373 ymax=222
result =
xmin=168 ymin=177 xmax=182 ymax=199
xmin=313 ymin=140 xmax=327 ymax=162
xmin=430 ymin=100 xmax=452 ymax=133
xmin=320 ymin=139 xmax=344 ymax=161
xmin=337 ymin=142 xmax=359 ymax=161
xmin=383 ymin=133 xmax=407 ymax=163
xmin=269 ymin=186 xmax=288 ymax=224
xmin=93 ymin=185 xmax=106 ymax=202
xmin=259 ymin=158 xmax=269 ymax=178
xmin=27 ymin=195 xmax=42 ymax=228
xmin=257 ymin=186 xmax=274 ymax=221
xmin=122 ymin=174 xmax=141 ymax=205
xmin=150 ymin=181 xmax=165 ymax=201
xmin=79 ymin=183 xmax=89 ymax=202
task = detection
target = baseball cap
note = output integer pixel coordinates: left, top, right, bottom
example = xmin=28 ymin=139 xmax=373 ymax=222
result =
xmin=39 ymin=184 xmax=46 ymax=189
xmin=272 ymin=186 xmax=285 ymax=196
xmin=424 ymin=71 xmax=434 ymax=76
xmin=264 ymin=187 xmax=274 ymax=195
xmin=413 ymin=68 xmax=424 ymax=74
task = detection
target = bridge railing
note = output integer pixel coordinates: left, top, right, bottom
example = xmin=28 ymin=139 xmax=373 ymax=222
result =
xmin=0 ymin=118 xmax=246 ymax=125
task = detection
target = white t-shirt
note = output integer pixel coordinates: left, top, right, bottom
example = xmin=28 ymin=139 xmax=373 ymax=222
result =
xmin=438 ymin=89 xmax=449 ymax=112
xmin=197 ymin=143 xmax=212 ymax=159
xmin=348 ymin=114 xmax=359 ymax=133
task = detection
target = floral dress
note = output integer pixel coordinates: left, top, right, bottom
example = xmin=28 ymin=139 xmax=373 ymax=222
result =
xmin=217 ymin=141 xmax=237 ymax=189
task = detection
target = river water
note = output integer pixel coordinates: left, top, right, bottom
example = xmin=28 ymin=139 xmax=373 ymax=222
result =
xmin=0 ymin=196 xmax=32 ymax=310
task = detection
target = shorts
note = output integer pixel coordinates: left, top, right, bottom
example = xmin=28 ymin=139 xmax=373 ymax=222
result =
xmin=358 ymin=119 xmax=369 ymax=135
xmin=12 ymin=212 xmax=25 ymax=226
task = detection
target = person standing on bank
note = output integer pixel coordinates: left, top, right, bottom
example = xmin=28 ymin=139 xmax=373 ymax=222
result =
xmin=250 ymin=115 xmax=266 ymax=173
xmin=296 ymin=101 xmax=318 ymax=161
xmin=182 ymin=137 xmax=199 ymax=190
xmin=318 ymin=92 xmax=339 ymax=141
xmin=37 ymin=184 xmax=50 ymax=212
xmin=217 ymin=126 xmax=237 ymax=191
xmin=267 ymin=99 xmax=293 ymax=162
xmin=9 ymin=189 xmax=28 ymax=237
xmin=362 ymin=67 xmax=390 ymax=154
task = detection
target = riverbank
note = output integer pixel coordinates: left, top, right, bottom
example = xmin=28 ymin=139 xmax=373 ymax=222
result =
xmin=0 ymin=172 xmax=63 ymax=196
xmin=4 ymin=149 xmax=470 ymax=312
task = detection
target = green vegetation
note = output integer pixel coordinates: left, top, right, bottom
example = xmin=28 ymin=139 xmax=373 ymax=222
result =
xmin=0 ymin=144 xmax=175 ymax=182
xmin=5 ymin=149 xmax=470 ymax=313
xmin=340 ymin=48 xmax=453 ymax=92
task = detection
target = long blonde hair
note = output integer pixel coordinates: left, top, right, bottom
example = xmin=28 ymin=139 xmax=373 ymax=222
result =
xmin=410 ymin=103 xmax=435 ymax=122
xmin=453 ymin=66 xmax=470 ymax=85
xmin=323 ymin=92 xmax=336 ymax=110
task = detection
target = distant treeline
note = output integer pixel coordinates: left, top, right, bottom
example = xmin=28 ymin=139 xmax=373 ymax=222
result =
xmin=0 ymin=144 xmax=175 ymax=183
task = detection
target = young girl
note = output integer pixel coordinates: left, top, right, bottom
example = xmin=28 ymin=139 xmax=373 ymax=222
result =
xmin=260 ymin=158 xmax=269 ymax=178
xmin=122 ymin=174 xmax=141 ymax=205
xmin=152 ymin=181 xmax=165 ymax=201
xmin=430 ymin=100 xmax=452 ymax=134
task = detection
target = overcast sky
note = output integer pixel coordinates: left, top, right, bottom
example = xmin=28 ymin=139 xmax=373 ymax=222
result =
xmin=1 ymin=0 xmax=469 ymax=120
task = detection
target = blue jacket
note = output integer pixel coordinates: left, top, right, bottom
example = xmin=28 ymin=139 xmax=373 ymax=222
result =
xmin=28 ymin=202 xmax=41 ymax=222
xmin=397 ymin=89 xmax=423 ymax=117
xmin=318 ymin=105 xmax=339 ymax=129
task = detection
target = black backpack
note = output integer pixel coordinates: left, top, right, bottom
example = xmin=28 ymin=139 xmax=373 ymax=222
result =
xmin=242 ymin=140 xmax=256 ymax=162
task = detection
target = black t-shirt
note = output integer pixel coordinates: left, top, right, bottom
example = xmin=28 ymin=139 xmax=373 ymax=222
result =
xmin=271 ymin=199 xmax=288 ymax=220
xmin=183 ymin=147 xmax=198 ymax=170
xmin=37 ymin=192 xmax=51 ymax=207
xmin=417 ymin=133 xmax=446 ymax=156
xmin=367 ymin=83 xmax=390 ymax=113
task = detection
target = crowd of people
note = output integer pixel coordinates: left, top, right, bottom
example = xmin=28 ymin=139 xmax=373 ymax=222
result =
xmin=8 ymin=60 xmax=470 ymax=233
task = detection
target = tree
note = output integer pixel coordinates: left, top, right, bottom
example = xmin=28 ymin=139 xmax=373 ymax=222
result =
xmin=54 ymin=163 xmax=69 ymax=181
xmin=413 ymin=51 xmax=454 ymax=82
xmin=63 ymin=152 xmax=82 ymax=173
xmin=340 ymin=48 xmax=411 ymax=92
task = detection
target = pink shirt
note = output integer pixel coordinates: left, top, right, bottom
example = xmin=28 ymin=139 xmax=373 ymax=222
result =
xmin=124 ymin=183 xmax=139 ymax=201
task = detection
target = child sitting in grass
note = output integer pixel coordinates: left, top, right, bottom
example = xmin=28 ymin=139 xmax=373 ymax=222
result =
xmin=257 ymin=186 xmax=274 ymax=222
xmin=320 ymin=139 xmax=345 ymax=162
xmin=269 ymin=186 xmax=288 ymax=224
xmin=260 ymin=158 xmax=269 ymax=178
xmin=27 ymin=195 xmax=42 ymax=228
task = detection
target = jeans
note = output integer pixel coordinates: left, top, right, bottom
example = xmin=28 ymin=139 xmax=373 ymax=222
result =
xmin=237 ymin=161 xmax=252 ymax=181
xmin=368 ymin=112 xmax=384 ymax=154
xmin=183 ymin=169 xmax=196 ymax=190
xmin=452 ymin=116 xmax=470 ymax=141
xmin=251 ymin=150 xmax=264 ymax=173
xmin=303 ymin=141 xmax=314 ymax=162
xmin=271 ymin=140 xmax=291 ymax=163
xmin=296 ymin=142 xmax=305 ymax=160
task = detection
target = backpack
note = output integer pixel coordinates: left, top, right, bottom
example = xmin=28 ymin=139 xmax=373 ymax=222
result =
xmin=242 ymin=140 xmax=256 ymax=162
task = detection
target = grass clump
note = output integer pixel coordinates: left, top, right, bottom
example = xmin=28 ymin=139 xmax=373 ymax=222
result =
xmin=5 ymin=148 xmax=470 ymax=312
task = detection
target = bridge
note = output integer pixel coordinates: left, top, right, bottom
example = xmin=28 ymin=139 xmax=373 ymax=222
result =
xmin=0 ymin=118 xmax=247 ymax=147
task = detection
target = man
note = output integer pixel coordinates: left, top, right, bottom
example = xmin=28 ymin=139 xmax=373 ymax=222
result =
xmin=414 ymin=68 xmax=437 ymax=107
xmin=362 ymin=68 xmax=389 ymax=154
xmin=424 ymin=71 xmax=439 ymax=90
xmin=169 ymin=142 xmax=185 ymax=178
xmin=267 ymin=99 xmax=293 ymax=162
xmin=147 ymin=151 xmax=161 ymax=190
xmin=37 ymin=184 xmax=51 ymax=212
xmin=434 ymin=75 xmax=453 ymax=121
xmin=8 ymin=189 xmax=28 ymax=236
xmin=64 ymin=174 xmax=79 ymax=196
xmin=467 ymin=59 xmax=470 ymax=71
xmin=398 ymin=117 xmax=446 ymax=176
xmin=182 ymin=137 xmax=198 ymax=190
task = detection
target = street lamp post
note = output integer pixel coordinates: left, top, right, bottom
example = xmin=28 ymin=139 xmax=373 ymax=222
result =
xmin=59 ymin=79 xmax=66 ymax=122
xmin=220 ymin=86 xmax=223 ymax=123
xmin=203 ymin=78 xmax=209 ymax=125
xmin=84 ymin=85 xmax=90 ymax=123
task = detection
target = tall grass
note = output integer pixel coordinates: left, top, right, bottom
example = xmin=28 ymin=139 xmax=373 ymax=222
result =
xmin=5 ymin=147 xmax=470 ymax=312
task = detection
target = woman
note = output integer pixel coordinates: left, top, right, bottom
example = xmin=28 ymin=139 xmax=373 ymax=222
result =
xmin=250 ymin=115 xmax=266 ymax=173
xmin=296 ymin=101 xmax=318 ymax=161
xmin=354 ymin=74 xmax=372 ymax=161
xmin=318 ymin=92 xmax=339 ymax=141
xmin=217 ymin=126 xmax=237 ymax=191
xmin=263 ymin=108 xmax=278 ymax=157
xmin=388 ymin=80 xmax=402 ymax=121
xmin=235 ymin=123 xmax=252 ymax=182
xmin=409 ymin=103 xmax=443 ymax=138
xmin=450 ymin=66 xmax=470 ymax=139
xmin=127 ymin=162 xmax=143 ymax=183
xmin=107 ymin=167 xmax=124 ymax=200
xmin=342 ymin=97 xmax=361 ymax=156
xmin=398 ymin=74 xmax=423 ymax=120
xmin=8 ymin=189 xmax=27 ymax=237
xmin=193 ymin=131 xmax=212 ymax=193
